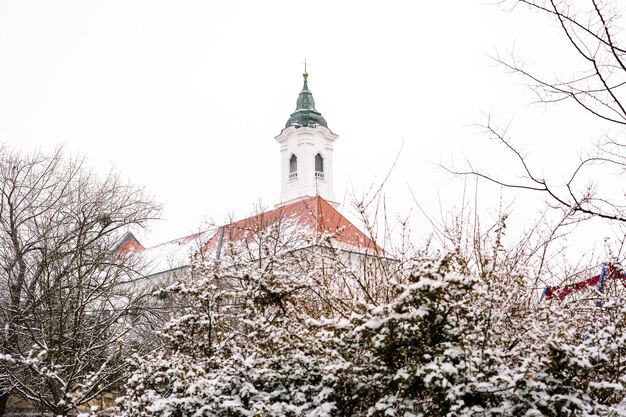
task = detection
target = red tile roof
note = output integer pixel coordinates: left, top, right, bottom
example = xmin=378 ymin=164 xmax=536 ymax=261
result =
xmin=112 ymin=231 xmax=145 ymax=254
xmin=135 ymin=196 xmax=381 ymax=276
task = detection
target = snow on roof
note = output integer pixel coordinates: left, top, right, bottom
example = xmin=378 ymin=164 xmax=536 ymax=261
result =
xmin=134 ymin=196 xmax=381 ymax=277
xmin=138 ymin=228 xmax=217 ymax=277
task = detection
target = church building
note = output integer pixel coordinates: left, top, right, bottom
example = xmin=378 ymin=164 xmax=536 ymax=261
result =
xmin=115 ymin=70 xmax=379 ymax=277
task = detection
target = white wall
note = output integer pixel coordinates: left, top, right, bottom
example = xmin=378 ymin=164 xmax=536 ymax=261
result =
xmin=275 ymin=125 xmax=338 ymax=206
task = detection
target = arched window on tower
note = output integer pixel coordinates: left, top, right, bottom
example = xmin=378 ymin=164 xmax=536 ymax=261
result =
xmin=315 ymin=153 xmax=324 ymax=180
xmin=289 ymin=154 xmax=298 ymax=181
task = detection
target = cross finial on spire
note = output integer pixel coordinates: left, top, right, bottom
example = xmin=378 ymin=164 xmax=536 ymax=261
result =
xmin=302 ymin=59 xmax=308 ymax=81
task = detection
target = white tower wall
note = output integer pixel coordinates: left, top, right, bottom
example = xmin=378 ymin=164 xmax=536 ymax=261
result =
xmin=275 ymin=125 xmax=338 ymax=206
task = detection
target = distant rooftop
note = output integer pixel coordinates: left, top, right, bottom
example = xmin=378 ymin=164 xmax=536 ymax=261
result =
xmin=118 ymin=196 xmax=381 ymax=278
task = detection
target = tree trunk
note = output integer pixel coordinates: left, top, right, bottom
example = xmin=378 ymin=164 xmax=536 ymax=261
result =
xmin=0 ymin=392 xmax=10 ymax=417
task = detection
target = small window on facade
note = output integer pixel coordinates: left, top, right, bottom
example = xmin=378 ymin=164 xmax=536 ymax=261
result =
xmin=315 ymin=153 xmax=324 ymax=172
xmin=315 ymin=153 xmax=324 ymax=180
xmin=290 ymin=154 xmax=298 ymax=173
xmin=289 ymin=154 xmax=298 ymax=181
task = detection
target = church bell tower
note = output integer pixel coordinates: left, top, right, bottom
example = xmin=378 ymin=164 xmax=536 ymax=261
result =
xmin=275 ymin=70 xmax=338 ymax=207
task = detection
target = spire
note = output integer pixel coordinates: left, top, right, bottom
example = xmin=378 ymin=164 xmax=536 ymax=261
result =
xmin=285 ymin=71 xmax=328 ymax=128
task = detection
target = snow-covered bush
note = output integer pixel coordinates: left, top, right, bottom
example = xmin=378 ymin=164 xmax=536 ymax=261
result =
xmin=119 ymin=216 xmax=626 ymax=416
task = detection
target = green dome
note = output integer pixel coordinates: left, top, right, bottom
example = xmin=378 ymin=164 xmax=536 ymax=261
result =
xmin=285 ymin=73 xmax=328 ymax=128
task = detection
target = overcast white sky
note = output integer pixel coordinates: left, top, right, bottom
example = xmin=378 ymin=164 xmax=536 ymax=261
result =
xmin=0 ymin=1 xmax=617 ymax=255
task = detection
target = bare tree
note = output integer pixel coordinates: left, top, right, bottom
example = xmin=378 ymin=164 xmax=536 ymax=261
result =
xmin=453 ymin=0 xmax=626 ymax=223
xmin=0 ymin=146 xmax=160 ymax=416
